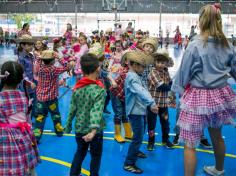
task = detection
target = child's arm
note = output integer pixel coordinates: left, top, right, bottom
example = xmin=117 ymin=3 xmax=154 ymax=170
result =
xmin=64 ymin=92 xmax=77 ymax=133
xmin=229 ymin=51 xmax=236 ymax=81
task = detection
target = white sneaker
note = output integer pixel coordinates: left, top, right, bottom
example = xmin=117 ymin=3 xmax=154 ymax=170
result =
xmin=203 ymin=166 xmax=225 ymax=176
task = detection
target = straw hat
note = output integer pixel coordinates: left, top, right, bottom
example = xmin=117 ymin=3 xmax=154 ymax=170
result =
xmin=142 ymin=38 xmax=158 ymax=52
xmin=39 ymin=50 xmax=55 ymax=60
xmin=88 ymin=42 xmax=104 ymax=61
xmin=16 ymin=34 xmax=35 ymax=44
xmin=152 ymin=48 xmax=171 ymax=62
xmin=125 ymin=51 xmax=154 ymax=67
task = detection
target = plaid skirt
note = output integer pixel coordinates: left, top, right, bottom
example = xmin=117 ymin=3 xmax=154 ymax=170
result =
xmin=177 ymin=85 xmax=236 ymax=148
xmin=0 ymin=127 xmax=40 ymax=176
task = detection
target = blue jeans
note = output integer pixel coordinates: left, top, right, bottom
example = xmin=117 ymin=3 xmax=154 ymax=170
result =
xmin=70 ymin=132 xmax=103 ymax=176
xmin=124 ymin=115 xmax=145 ymax=166
xmin=110 ymin=93 xmax=128 ymax=124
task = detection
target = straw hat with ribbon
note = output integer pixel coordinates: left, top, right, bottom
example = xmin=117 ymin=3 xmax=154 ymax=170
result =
xmin=16 ymin=34 xmax=35 ymax=44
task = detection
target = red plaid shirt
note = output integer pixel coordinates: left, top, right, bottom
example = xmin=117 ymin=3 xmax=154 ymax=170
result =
xmin=36 ymin=60 xmax=68 ymax=102
xmin=110 ymin=66 xmax=129 ymax=101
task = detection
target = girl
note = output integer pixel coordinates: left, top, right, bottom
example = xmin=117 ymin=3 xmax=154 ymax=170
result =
xmin=172 ymin=3 xmax=236 ymax=176
xmin=63 ymin=23 xmax=73 ymax=46
xmin=34 ymin=40 xmax=44 ymax=57
xmin=0 ymin=61 xmax=40 ymax=176
xmin=74 ymin=34 xmax=89 ymax=80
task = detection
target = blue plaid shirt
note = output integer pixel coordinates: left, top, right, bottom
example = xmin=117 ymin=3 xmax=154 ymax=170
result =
xmin=141 ymin=65 xmax=153 ymax=89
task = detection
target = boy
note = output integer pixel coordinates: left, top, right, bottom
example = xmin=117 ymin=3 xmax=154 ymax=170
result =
xmin=64 ymin=53 xmax=106 ymax=176
xmin=147 ymin=49 xmax=174 ymax=150
xmin=33 ymin=50 xmax=71 ymax=143
xmin=123 ymin=51 xmax=158 ymax=174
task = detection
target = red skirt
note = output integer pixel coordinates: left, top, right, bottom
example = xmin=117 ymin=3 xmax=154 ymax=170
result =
xmin=177 ymin=85 xmax=236 ymax=148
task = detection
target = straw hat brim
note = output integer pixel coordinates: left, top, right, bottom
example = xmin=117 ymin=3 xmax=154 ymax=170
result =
xmin=15 ymin=38 xmax=35 ymax=44
xmin=126 ymin=51 xmax=154 ymax=67
xmin=152 ymin=53 xmax=171 ymax=62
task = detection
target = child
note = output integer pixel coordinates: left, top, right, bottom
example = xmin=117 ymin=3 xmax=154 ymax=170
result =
xmin=171 ymin=4 xmax=236 ymax=176
xmin=109 ymin=52 xmax=132 ymax=143
xmin=147 ymin=49 xmax=174 ymax=150
xmin=123 ymin=51 xmax=158 ymax=174
xmin=0 ymin=61 xmax=40 ymax=176
xmin=34 ymin=40 xmax=44 ymax=57
xmin=33 ymin=50 xmax=71 ymax=143
xmin=64 ymin=53 xmax=106 ymax=176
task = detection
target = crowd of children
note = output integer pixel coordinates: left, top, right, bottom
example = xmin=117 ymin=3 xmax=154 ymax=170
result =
xmin=0 ymin=3 xmax=236 ymax=176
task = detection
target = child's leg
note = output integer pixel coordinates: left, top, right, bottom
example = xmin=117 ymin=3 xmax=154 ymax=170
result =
xmin=184 ymin=145 xmax=197 ymax=176
xmin=158 ymin=107 xmax=170 ymax=143
xmin=110 ymin=94 xmax=125 ymax=143
xmin=121 ymin=101 xmax=133 ymax=139
xmin=147 ymin=107 xmax=157 ymax=149
xmin=34 ymin=101 xmax=48 ymax=142
xmin=70 ymin=133 xmax=90 ymax=176
xmin=104 ymin=90 xmax=111 ymax=113
xmin=207 ymin=127 xmax=225 ymax=171
xmin=29 ymin=168 xmax=37 ymax=176
xmin=89 ymin=132 xmax=103 ymax=176
xmin=124 ymin=115 xmax=144 ymax=166
xmin=47 ymin=99 xmax=64 ymax=136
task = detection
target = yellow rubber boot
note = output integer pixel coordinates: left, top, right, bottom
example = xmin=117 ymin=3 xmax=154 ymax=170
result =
xmin=114 ymin=124 xmax=125 ymax=143
xmin=123 ymin=122 xmax=133 ymax=139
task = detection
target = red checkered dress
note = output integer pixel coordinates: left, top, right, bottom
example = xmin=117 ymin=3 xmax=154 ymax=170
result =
xmin=178 ymin=85 xmax=236 ymax=148
xmin=148 ymin=68 xmax=171 ymax=107
xmin=0 ymin=90 xmax=40 ymax=176
xmin=110 ymin=66 xmax=129 ymax=101
xmin=36 ymin=60 xmax=68 ymax=102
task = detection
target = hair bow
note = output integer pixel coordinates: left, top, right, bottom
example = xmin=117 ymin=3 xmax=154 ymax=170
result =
xmin=0 ymin=71 xmax=10 ymax=79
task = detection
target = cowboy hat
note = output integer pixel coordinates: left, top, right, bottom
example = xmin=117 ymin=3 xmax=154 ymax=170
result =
xmin=16 ymin=34 xmax=35 ymax=44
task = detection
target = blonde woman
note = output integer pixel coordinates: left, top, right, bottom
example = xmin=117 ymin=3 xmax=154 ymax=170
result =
xmin=172 ymin=3 xmax=236 ymax=176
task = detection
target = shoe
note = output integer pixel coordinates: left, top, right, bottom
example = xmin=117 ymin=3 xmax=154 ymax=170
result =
xmin=137 ymin=151 xmax=147 ymax=158
xmin=103 ymin=109 xmax=111 ymax=114
xmin=163 ymin=140 xmax=174 ymax=149
xmin=173 ymin=134 xmax=179 ymax=145
xmin=56 ymin=131 xmax=64 ymax=137
xmin=114 ymin=124 xmax=125 ymax=143
xmin=200 ymin=139 xmax=212 ymax=149
xmin=147 ymin=142 xmax=155 ymax=151
xmin=203 ymin=166 xmax=225 ymax=176
xmin=123 ymin=165 xmax=143 ymax=174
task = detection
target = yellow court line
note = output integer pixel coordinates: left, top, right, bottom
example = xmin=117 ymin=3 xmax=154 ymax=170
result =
xmin=40 ymin=156 xmax=90 ymax=176
xmin=43 ymin=132 xmax=236 ymax=158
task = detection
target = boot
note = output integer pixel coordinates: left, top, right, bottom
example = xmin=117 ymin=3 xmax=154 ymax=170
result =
xmin=114 ymin=124 xmax=125 ymax=143
xmin=123 ymin=122 xmax=133 ymax=139
xmin=147 ymin=131 xmax=155 ymax=151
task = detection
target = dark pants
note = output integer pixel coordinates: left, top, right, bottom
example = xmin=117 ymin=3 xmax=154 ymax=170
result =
xmin=104 ymin=90 xmax=110 ymax=111
xmin=110 ymin=93 xmax=128 ymax=124
xmin=33 ymin=98 xmax=63 ymax=141
xmin=124 ymin=115 xmax=145 ymax=166
xmin=147 ymin=107 xmax=170 ymax=142
xmin=70 ymin=132 xmax=103 ymax=176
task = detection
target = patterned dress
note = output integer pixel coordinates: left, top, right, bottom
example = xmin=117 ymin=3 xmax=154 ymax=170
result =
xmin=0 ymin=90 xmax=40 ymax=176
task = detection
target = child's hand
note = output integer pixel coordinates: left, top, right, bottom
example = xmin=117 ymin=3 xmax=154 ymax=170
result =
xmin=82 ymin=130 xmax=96 ymax=142
xmin=151 ymin=105 xmax=159 ymax=114
xmin=30 ymin=82 xmax=36 ymax=89
xmin=111 ymin=81 xmax=117 ymax=88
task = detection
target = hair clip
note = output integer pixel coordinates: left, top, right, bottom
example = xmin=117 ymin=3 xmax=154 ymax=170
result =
xmin=0 ymin=71 xmax=10 ymax=79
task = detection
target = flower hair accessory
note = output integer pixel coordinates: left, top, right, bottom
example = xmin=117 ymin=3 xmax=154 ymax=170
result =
xmin=0 ymin=71 xmax=10 ymax=79
xmin=213 ymin=3 xmax=221 ymax=12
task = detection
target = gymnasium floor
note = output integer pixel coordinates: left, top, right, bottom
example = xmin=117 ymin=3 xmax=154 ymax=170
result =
xmin=0 ymin=45 xmax=236 ymax=176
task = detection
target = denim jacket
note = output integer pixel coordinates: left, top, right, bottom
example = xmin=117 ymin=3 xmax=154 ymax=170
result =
xmin=125 ymin=70 xmax=155 ymax=116
xmin=172 ymin=35 xmax=236 ymax=94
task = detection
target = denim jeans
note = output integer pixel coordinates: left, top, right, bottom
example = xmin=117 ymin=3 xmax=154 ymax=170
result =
xmin=110 ymin=93 xmax=128 ymax=124
xmin=147 ymin=107 xmax=170 ymax=142
xmin=124 ymin=115 xmax=145 ymax=166
xmin=70 ymin=132 xmax=103 ymax=176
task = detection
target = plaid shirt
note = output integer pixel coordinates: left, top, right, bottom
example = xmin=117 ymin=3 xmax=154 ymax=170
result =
xmin=36 ymin=60 xmax=68 ymax=102
xmin=148 ymin=68 xmax=171 ymax=107
xmin=141 ymin=65 xmax=153 ymax=89
xmin=110 ymin=66 xmax=129 ymax=101
xmin=17 ymin=29 xmax=31 ymax=37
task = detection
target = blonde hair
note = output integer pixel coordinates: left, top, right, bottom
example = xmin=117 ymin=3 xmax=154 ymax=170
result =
xmin=199 ymin=3 xmax=229 ymax=48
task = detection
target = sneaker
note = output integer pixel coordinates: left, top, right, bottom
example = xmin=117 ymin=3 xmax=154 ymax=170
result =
xmin=200 ymin=139 xmax=212 ymax=149
xmin=123 ymin=165 xmax=143 ymax=174
xmin=147 ymin=142 xmax=155 ymax=151
xmin=137 ymin=151 xmax=147 ymax=158
xmin=163 ymin=140 xmax=174 ymax=149
xmin=56 ymin=131 xmax=64 ymax=137
xmin=203 ymin=166 xmax=225 ymax=176
xmin=173 ymin=135 xmax=179 ymax=145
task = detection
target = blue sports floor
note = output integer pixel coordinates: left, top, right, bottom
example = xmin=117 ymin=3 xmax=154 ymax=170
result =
xmin=0 ymin=45 xmax=236 ymax=176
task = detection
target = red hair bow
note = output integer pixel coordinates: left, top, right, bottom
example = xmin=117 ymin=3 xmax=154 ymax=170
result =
xmin=213 ymin=3 xmax=221 ymax=11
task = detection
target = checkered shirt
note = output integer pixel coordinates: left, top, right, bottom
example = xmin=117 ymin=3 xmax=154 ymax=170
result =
xmin=0 ymin=90 xmax=40 ymax=176
xmin=36 ymin=60 xmax=68 ymax=102
xmin=141 ymin=65 xmax=153 ymax=89
xmin=17 ymin=30 xmax=31 ymax=37
xmin=110 ymin=66 xmax=129 ymax=101
xmin=148 ymin=68 xmax=171 ymax=107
